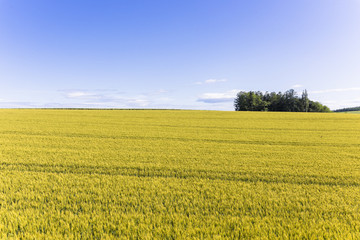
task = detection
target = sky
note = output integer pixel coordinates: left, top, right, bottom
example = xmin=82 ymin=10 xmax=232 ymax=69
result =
xmin=0 ymin=0 xmax=360 ymax=110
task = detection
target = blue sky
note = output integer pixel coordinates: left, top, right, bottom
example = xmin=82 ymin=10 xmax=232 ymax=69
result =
xmin=1 ymin=0 xmax=359 ymax=110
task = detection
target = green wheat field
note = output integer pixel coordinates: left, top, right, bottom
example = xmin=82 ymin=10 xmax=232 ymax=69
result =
xmin=0 ymin=109 xmax=359 ymax=239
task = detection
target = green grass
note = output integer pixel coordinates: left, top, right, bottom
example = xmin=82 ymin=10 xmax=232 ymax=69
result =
xmin=0 ymin=109 xmax=359 ymax=239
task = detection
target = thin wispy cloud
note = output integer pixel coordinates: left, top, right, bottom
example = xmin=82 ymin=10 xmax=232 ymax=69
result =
xmin=58 ymin=89 xmax=169 ymax=108
xmin=127 ymin=99 xmax=150 ymax=107
xmin=60 ymin=89 xmax=117 ymax=100
xmin=323 ymin=98 xmax=360 ymax=110
xmin=141 ymin=89 xmax=169 ymax=96
xmin=310 ymin=87 xmax=360 ymax=94
xmin=195 ymin=78 xmax=227 ymax=85
xmin=66 ymin=91 xmax=97 ymax=98
xmin=197 ymin=89 xmax=240 ymax=103
xmin=205 ymin=78 xmax=227 ymax=84
xmin=291 ymin=84 xmax=303 ymax=89
xmin=0 ymin=101 xmax=37 ymax=108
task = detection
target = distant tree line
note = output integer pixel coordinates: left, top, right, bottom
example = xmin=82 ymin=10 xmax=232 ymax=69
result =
xmin=333 ymin=106 xmax=360 ymax=112
xmin=234 ymin=89 xmax=331 ymax=112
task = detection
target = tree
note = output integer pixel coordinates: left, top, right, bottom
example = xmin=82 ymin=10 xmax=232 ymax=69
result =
xmin=234 ymin=89 xmax=330 ymax=112
xmin=234 ymin=91 xmax=267 ymax=111
xmin=309 ymin=101 xmax=331 ymax=112
xmin=234 ymin=92 xmax=249 ymax=111
xmin=301 ymin=90 xmax=309 ymax=112
xmin=248 ymin=91 xmax=267 ymax=111
xmin=333 ymin=106 xmax=360 ymax=112
xmin=266 ymin=92 xmax=281 ymax=111
xmin=283 ymin=89 xmax=301 ymax=112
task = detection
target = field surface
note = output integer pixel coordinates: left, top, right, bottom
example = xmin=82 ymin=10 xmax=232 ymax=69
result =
xmin=0 ymin=109 xmax=359 ymax=239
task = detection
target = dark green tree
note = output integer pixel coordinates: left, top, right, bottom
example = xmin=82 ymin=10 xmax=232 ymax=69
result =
xmin=234 ymin=89 xmax=330 ymax=112
xmin=234 ymin=91 xmax=268 ymax=111
xmin=234 ymin=92 xmax=249 ymax=111
xmin=309 ymin=101 xmax=331 ymax=112
xmin=301 ymin=90 xmax=309 ymax=112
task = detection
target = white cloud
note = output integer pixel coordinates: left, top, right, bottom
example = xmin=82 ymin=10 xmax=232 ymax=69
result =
xmin=195 ymin=78 xmax=227 ymax=85
xmin=197 ymin=89 xmax=240 ymax=103
xmin=157 ymin=89 xmax=168 ymax=94
xmin=205 ymin=78 xmax=227 ymax=84
xmin=0 ymin=101 xmax=37 ymax=108
xmin=127 ymin=99 xmax=150 ymax=107
xmin=142 ymin=89 xmax=169 ymax=96
xmin=310 ymin=87 xmax=360 ymax=94
xmin=66 ymin=91 xmax=95 ymax=98
xmin=323 ymin=98 xmax=360 ymax=110
xmin=291 ymin=84 xmax=303 ymax=89
xmin=59 ymin=89 xmax=162 ymax=108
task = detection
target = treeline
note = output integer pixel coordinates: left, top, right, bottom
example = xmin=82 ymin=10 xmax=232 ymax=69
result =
xmin=234 ymin=89 xmax=331 ymax=112
xmin=333 ymin=106 xmax=360 ymax=112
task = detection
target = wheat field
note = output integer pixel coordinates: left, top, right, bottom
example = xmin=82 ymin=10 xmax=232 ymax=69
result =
xmin=0 ymin=109 xmax=359 ymax=239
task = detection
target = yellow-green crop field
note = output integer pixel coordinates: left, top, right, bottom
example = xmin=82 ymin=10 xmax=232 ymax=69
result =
xmin=0 ymin=109 xmax=359 ymax=239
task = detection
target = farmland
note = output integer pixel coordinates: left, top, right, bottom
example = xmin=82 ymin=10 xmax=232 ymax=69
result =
xmin=0 ymin=109 xmax=359 ymax=239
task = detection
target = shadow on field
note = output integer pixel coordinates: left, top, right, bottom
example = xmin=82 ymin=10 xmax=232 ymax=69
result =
xmin=0 ymin=162 xmax=359 ymax=187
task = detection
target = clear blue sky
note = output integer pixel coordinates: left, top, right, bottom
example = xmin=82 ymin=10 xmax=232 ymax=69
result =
xmin=1 ymin=0 xmax=359 ymax=110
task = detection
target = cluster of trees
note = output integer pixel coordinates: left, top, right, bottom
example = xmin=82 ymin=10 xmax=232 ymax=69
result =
xmin=234 ymin=89 xmax=331 ymax=112
xmin=333 ymin=106 xmax=360 ymax=112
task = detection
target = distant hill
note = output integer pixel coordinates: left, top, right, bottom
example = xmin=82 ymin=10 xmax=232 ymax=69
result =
xmin=333 ymin=106 xmax=360 ymax=112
